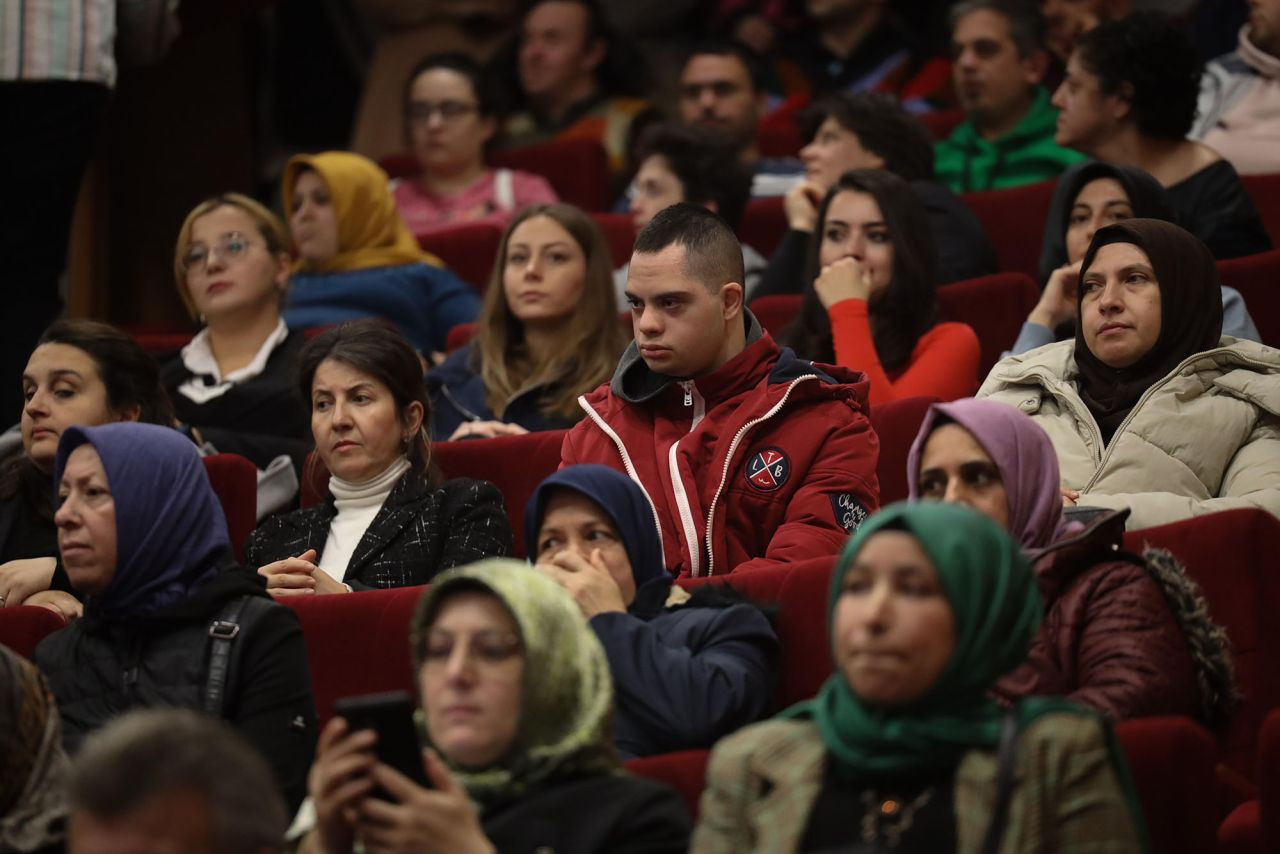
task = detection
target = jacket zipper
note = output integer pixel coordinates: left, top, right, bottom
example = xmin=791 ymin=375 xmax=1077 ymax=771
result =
xmin=700 ymin=376 xmax=817 ymax=577
xmin=439 ymin=383 xmax=485 ymax=424
xmin=577 ymin=394 xmax=668 ymax=568
xmin=668 ymin=381 xmax=707 ymax=576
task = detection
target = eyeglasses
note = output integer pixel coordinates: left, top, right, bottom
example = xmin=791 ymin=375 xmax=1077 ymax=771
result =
xmin=181 ymin=233 xmax=258 ymax=272
xmin=421 ymin=630 xmax=523 ymax=669
xmin=407 ymin=100 xmax=481 ymax=123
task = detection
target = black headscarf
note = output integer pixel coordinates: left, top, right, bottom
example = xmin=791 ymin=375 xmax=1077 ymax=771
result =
xmin=1074 ymin=219 xmax=1223 ymax=443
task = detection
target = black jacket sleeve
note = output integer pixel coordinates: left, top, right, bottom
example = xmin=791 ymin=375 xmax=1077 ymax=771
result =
xmin=591 ymin=604 xmax=779 ymax=755
xmin=753 ymin=229 xmax=812 ymax=300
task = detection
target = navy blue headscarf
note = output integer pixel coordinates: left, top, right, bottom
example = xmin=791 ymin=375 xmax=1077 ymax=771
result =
xmin=54 ymin=423 xmax=230 ymax=620
xmin=524 ymin=465 xmax=668 ymax=606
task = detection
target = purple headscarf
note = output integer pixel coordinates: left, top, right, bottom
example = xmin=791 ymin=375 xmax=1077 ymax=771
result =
xmin=906 ymin=399 xmax=1071 ymax=550
xmin=54 ymin=423 xmax=230 ymax=620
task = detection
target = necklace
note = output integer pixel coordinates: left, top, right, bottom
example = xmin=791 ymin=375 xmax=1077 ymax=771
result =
xmin=859 ymin=786 xmax=936 ymax=849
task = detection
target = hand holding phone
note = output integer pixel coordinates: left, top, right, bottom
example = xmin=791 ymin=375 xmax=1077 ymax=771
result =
xmin=333 ymin=690 xmax=431 ymax=799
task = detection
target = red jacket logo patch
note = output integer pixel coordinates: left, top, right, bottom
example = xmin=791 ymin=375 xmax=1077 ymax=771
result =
xmin=746 ymin=447 xmax=791 ymax=492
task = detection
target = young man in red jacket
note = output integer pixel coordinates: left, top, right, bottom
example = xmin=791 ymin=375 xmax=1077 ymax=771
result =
xmin=561 ymin=203 xmax=880 ymax=577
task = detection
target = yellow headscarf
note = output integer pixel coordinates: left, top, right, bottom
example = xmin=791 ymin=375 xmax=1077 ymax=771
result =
xmin=282 ymin=151 xmax=443 ymax=274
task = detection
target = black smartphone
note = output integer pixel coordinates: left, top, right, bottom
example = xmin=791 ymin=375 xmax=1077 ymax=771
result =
xmin=332 ymin=690 xmax=432 ymax=797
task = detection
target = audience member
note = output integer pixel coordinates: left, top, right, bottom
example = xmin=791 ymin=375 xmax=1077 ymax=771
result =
xmin=165 ymin=194 xmax=312 ymax=473
xmin=0 ymin=644 xmax=69 ymax=854
xmin=909 ymin=398 xmax=1235 ymax=724
xmin=1192 ymin=0 xmax=1280 ymax=175
xmin=0 ymin=320 xmax=174 ymax=619
xmin=619 ymin=124 xmax=764 ymax=300
xmin=248 ymin=321 xmax=512 ymax=592
xmin=501 ymin=0 xmax=649 ymax=177
xmin=291 ymin=560 xmax=692 ymax=853
xmin=779 ymin=0 xmax=949 ymax=110
xmin=692 ymin=501 xmax=1145 ymax=851
xmin=526 ymin=465 xmax=779 ymax=758
xmin=676 ymin=41 xmax=803 ymax=197
xmin=562 ymin=204 xmax=880 ymax=577
xmin=1022 ymin=162 xmax=1259 ymax=353
xmin=778 ymin=169 xmax=981 ymax=405
xmin=936 ymin=0 xmax=1088 ymax=192
xmin=428 ymin=204 xmax=626 ymax=440
xmin=391 ymin=53 xmax=558 ymax=237
xmin=34 ymin=423 xmax=317 ymax=810
xmin=755 ymin=91 xmax=996 ymax=299
xmin=68 ymin=710 xmax=288 ymax=854
xmin=1053 ymin=12 xmax=1272 ymax=260
xmin=281 ymin=152 xmax=481 ymax=355
xmin=980 ymin=219 xmax=1280 ymax=528
xmin=1042 ymin=0 xmax=1128 ymax=63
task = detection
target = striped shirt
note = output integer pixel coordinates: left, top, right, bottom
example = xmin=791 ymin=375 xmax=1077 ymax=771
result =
xmin=1 ymin=0 xmax=176 ymax=87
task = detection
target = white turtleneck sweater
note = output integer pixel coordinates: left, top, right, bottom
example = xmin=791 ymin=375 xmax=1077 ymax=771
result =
xmin=319 ymin=456 xmax=412 ymax=580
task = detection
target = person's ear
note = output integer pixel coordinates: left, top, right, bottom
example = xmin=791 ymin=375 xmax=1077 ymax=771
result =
xmin=120 ymin=404 xmax=142 ymax=424
xmin=1109 ymin=81 xmax=1135 ymax=123
xmin=1020 ymin=48 xmax=1050 ymax=87
xmin=582 ymin=37 xmax=606 ymax=75
xmin=720 ymin=281 xmax=744 ymax=321
xmin=703 ymin=200 xmax=720 ymax=215
xmin=273 ymin=252 xmax=292 ymax=292
xmin=402 ymin=401 xmax=425 ymax=437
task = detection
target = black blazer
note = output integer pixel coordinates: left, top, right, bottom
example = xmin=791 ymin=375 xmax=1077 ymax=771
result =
xmin=244 ymin=469 xmax=513 ymax=589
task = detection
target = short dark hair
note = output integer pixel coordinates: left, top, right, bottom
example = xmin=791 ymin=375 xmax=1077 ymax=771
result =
xmin=70 ymin=710 xmax=287 ymax=853
xmin=800 ymin=92 xmax=936 ymax=182
xmin=1076 ymin=12 xmax=1202 ymax=140
xmin=298 ymin=319 xmax=437 ymax=477
xmin=403 ymin=52 xmax=502 ymax=120
xmin=681 ymin=39 xmax=768 ymax=93
xmin=37 ymin=319 xmax=175 ymax=426
xmin=635 ymin=124 xmax=753 ymax=229
xmin=779 ymin=169 xmax=939 ymax=371
xmin=633 ymin=203 xmax=745 ymax=291
xmin=522 ymin=0 xmax=605 ymax=48
xmin=949 ymin=0 xmax=1045 ymax=57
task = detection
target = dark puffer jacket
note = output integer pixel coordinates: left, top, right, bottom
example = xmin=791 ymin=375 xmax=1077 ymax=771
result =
xmin=993 ymin=509 xmax=1236 ymax=726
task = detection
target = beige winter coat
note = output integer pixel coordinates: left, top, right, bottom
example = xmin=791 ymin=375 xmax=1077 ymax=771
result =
xmin=978 ymin=337 xmax=1280 ymax=529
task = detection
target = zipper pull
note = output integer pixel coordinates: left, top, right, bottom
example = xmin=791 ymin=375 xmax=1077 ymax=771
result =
xmin=681 ymin=381 xmax=693 ymax=407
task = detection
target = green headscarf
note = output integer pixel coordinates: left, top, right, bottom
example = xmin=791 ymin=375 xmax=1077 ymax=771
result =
xmin=785 ymin=502 xmax=1046 ymax=776
xmin=410 ymin=559 xmax=618 ymax=808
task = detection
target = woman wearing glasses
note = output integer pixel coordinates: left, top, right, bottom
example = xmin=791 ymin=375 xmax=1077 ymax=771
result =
xmin=164 ymin=194 xmax=313 ymax=473
xmin=391 ymin=53 xmax=558 ymax=237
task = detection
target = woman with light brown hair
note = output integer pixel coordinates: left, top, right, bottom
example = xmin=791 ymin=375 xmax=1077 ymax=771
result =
xmin=162 ymin=193 xmax=312 ymax=472
xmin=427 ymin=203 xmax=627 ymax=440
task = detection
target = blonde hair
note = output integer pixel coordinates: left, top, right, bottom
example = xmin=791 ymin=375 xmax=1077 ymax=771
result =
xmin=478 ymin=204 xmax=626 ymax=421
xmin=172 ymin=193 xmax=291 ymax=320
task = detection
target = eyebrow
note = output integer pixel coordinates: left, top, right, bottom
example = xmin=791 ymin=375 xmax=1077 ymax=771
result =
xmin=624 ymin=289 xmax=692 ymax=303
xmin=23 ymin=369 xmax=84 ymax=384
xmin=312 ymin=381 xmax=376 ymax=395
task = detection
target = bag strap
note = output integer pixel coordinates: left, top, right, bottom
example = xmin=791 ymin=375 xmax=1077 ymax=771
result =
xmin=203 ymin=595 xmax=262 ymax=716
xmin=979 ymin=710 xmax=1021 ymax=854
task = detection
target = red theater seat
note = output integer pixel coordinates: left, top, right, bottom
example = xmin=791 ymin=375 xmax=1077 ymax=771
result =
xmin=937 ymin=272 xmax=1040 ymax=376
xmin=626 ymin=750 xmax=711 ymax=821
xmin=919 ymin=106 xmax=967 ymax=140
xmin=748 ymin=294 xmax=801 ymax=337
xmin=592 ymin=212 xmax=635 ymax=268
xmin=283 ymin=585 xmax=425 ymax=724
xmin=129 ymin=330 xmax=195 ymax=355
xmin=0 ymin=606 xmax=65 ymax=659
xmin=961 ymin=180 xmax=1057 ymax=281
xmin=416 ymin=222 xmax=502 ymax=293
xmin=1123 ymin=509 xmax=1280 ymax=781
xmin=869 ymin=396 xmax=940 ymax=505
xmin=1217 ymin=249 xmax=1280 ymax=348
xmin=1114 ymin=716 xmax=1219 ymax=854
xmin=202 ymin=453 xmax=257 ymax=563
xmin=1240 ymin=173 xmax=1280 ymax=245
xmin=739 ymin=197 xmax=788 ymax=258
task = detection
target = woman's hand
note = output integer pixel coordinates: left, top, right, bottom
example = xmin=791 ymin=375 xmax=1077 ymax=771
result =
xmin=1028 ymin=261 xmax=1082 ymax=331
xmin=536 ymin=549 xmax=627 ymax=619
xmin=1062 ymin=487 xmax=1080 ymax=507
xmin=784 ymin=180 xmax=825 ymax=233
xmin=813 ymin=257 xmax=873 ymax=309
xmin=305 ymin=717 xmax=378 ymax=854
xmin=447 ymin=421 xmax=529 ymax=442
xmin=22 ymin=590 xmax=82 ymax=622
xmin=258 ymin=549 xmax=320 ymax=597
xmin=0 ymin=557 xmax=58 ymax=607
xmin=311 ymin=566 xmax=350 ymax=596
xmin=357 ymin=750 xmax=494 ymax=854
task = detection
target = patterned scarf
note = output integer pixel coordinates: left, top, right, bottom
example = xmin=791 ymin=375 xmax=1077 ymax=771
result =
xmin=0 ymin=645 xmax=69 ymax=851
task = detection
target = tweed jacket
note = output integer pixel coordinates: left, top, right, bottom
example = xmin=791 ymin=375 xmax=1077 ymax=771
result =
xmin=691 ymin=716 xmax=1143 ymax=853
xmin=245 ymin=469 xmax=512 ymax=589
xmin=978 ymin=337 xmax=1280 ymax=529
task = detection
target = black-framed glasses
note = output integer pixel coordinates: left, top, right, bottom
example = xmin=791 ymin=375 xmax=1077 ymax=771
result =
xmin=181 ymin=232 xmax=258 ymax=272
xmin=407 ymin=100 xmax=481 ymax=123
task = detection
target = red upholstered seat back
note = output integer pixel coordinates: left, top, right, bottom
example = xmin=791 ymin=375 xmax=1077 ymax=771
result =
xmin=961 ymin=179 xmax=1057 ymax=281
xmin=1240 ymin=172 xmax=1280 ymax=245
xmin=1260 ymin=709 xmax=1280 ymax=851
xmin=740 ymin=197 xmax=788 ymax=258
xmin=937 ymin=272 xmax=1040 ymax=376
xmin=416 ymin=222 xmax=502 ymax=293
xmin=868 ymin=396 xmax=939 ymax=505
xmin=626 ymin=749 xmax=711 ymax=821
xmin=1114 ymin=716 xmax=1219 ymax=854
xmin=129 ymin=330 xmax=196 ymax=355
xmin=748 ymin=294 xmax=801 ymax=338
xmin=299 ymin=430 xmax=568 ymax=559
xmin=1217 ymin=249 xmax=1280 ymax=348
xmin=919 ymin=106 xmax=967 ymax=140
xmin=283 ymin=585 xmax=426 ymax=724
xmin=1123 ymin=509 xmax=1280 ymax=780
xmin=0 ymin=606 xmax=66 ymax=659
xmin=592 ymin=212 xmax=635 ymax=268
xmin=201 ymin=453 xmax=257 ymax=563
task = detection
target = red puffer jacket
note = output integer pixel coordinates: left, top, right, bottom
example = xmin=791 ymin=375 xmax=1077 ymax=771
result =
xmin=994 ymin=509 xmax=1235 ymax=725
xmin=561 ymin=320 xmax=880 ymax=578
